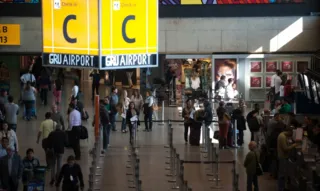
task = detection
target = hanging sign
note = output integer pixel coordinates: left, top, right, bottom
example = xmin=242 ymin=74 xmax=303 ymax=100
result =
xmin=0 ymin=24 xmax=20 ymax=45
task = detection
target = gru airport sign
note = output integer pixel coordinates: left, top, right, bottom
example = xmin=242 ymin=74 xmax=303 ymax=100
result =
xmin=41 ymin=0 xmax=158 ymax=69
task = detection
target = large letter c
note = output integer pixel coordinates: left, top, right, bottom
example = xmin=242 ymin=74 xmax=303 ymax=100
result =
xmin=122 ymin=15 xmax=136 ymax=43
xmin=63 ymin=15 xmax=77 ymax=43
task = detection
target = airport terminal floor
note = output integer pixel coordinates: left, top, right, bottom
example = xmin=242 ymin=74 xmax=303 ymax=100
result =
xmin=9 ymin=72 xmax=277 ymax=191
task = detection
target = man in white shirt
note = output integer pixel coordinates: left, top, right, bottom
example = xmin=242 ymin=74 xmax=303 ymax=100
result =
xmin=20 ymin=71 xmax=36 ymax=101
xmin=68 ymin=104 xmax=82 ymax=160
xmin=271 ymin=70 xmax=282 ymax=109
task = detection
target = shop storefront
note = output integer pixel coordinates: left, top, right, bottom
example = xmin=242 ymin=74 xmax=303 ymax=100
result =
xmin=161 ymin=54 xmax=311 ymax=104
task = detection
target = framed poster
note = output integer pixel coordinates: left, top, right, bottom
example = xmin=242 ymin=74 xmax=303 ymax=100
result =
xmin=265 ymin=61 xmax=278 ymax=73
xmin=265 ymin=76 xmax=272 ymax=88
xmin=250 ymin=76 xmax=262 ymax=88
xmin=297 ymin=61 xmax=309 ymax=73
xmin=250 ymin=61 xmax=262 ymax=73
xmin=281 ymin=61 xmax=294 ymax=73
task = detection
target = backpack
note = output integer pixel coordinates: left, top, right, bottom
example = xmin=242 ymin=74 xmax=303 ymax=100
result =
xmin=79 ymin=126 xmax=88 ymax=140
xmin=247 ymin=117 xmax=260 ymax=132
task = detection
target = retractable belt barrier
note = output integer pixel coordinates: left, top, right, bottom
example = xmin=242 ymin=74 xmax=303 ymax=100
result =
xmin=88 ymin=96 xmax=103 ymax=191
xmin=164 ymin=119 xmax=240 ymax=191
xmin=126 ymin=121 xmax=142 ymax=191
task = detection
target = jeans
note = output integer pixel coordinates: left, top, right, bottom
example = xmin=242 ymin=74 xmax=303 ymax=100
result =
xmin=238 ymin=129 xmax=244 ymax=146
xmin=144 ymin=112 xmax=153 ymax=130
xmin=40 ymin=88 xmax=48 ymax=105
xmin=8 ymin=124 xmax=17 ymax=132
xmin=24 ymin=100 xmax=35 ymax=119
xmin=184 ymin=123 xmax=191 ymax=142
xmin=110 ymin=115 xmax=117 ymax=130
xmin=92 ymin=83 xmax=100 ymax=99
xmin=102 ymin=124 xmax=111 ymax=149
xmin=247 ymin=174 xmax=259 ymax=191
xmin=278 ymin=158 xmax=288 ymax=191
xmin=51 ymin=153 xmax=63 ymax=180
xmin=121 ymin=117 xmax=126 ymax=131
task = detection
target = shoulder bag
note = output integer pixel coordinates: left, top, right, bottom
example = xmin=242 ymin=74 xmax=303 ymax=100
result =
xmin=254 ymin=151 xmax=263 ymax=176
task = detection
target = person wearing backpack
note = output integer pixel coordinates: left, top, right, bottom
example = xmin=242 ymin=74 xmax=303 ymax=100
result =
xmin=244 ymin=141 xmax=260 ymax=191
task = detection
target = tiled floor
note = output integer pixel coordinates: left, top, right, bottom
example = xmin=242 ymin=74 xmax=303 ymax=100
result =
xmin=8 ymin=70 xmax=277 ymax=191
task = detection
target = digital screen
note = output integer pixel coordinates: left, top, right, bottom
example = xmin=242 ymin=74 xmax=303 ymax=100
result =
xmin=160 ymin=0 xmax=304 ymax=5
xmin=0 ymin=0 xmax=39 ymax=3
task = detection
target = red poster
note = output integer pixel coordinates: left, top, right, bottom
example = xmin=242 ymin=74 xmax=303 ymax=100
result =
xmin=265 ymin=76 xmax=272 ymax=88
xmin=281 ymin=61 xmax=294 ymax=72
xmin=250 ymin=61 xmax=262 ymax=73
xmin=250 ymin=76 xmax=262 ymax=88
xmin=265 ymin=61 xmax=277 ymax=73
xmin=297 ymin=61 xmax=308 ymax=73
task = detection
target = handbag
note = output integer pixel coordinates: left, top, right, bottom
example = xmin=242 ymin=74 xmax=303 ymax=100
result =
xmin=213 ymin=130 xmax=219 ymax=140
xmin=254 ymin=152 xmax=263 ymax=176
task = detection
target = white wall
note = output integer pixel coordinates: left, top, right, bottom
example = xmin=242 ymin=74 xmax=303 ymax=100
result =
xmin=0 ymin=16 xmax=319 ymax=53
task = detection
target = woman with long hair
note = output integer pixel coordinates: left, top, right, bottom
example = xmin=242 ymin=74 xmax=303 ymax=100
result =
xmin=0 ymin=122 xmax=18 ymax=152
xmin=143 ymin=90 xmax=154 ymax=131
xmin=131 ymin=89 xmax=144 ymax=111
xmin=126 ymin=102 xmax=140 ymax=144
xmin=120 ymin=90 xmax=130 ymax=133
xmin=22 ymin=81 xmax=37 ymax=120
xmin=182 ymin=99 xmax=194 ymax=143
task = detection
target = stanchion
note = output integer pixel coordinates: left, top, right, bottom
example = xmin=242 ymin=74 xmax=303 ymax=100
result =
xmin=164 ymin=120 xmax=171 ymax=149
xmin=159 ymin=100 xmax=165 ymax=125
xmin=166 ymin=148 xmax=176 ymax=179
xmin=171 ymin=153 xmax=180 ymax=189
xmin=206 ymin=141 xmax=214 ymax=176
xmin=232 ymin=160 xmax=239 ymax=191
xmin=201 ymin=121 xmax=208 ymax=154
xmin=210 ymin=147 xmax=222 ymax=189
xmin=233 ymin=119 xmax=239 ymax=148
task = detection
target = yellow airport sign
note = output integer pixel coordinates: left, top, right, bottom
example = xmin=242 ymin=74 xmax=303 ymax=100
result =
xmin=100 ymin=0 xmax=158 ymax=69
xmin=42 ymin=0 xmax=98 ymax=55
xmin=0 ymin=24 xmax=20 ymax=46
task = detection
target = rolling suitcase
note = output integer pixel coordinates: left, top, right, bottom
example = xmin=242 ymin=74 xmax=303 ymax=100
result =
xmin=189 ymin=123 xmax=201 ymax=146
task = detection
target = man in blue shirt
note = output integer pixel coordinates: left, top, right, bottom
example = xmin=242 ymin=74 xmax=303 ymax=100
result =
xmin=0 ymin=137 xmax=9 ymax=158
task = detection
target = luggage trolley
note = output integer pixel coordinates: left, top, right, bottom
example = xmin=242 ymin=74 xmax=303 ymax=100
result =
xmin=23 ymin=166 xmax=46 ymax=191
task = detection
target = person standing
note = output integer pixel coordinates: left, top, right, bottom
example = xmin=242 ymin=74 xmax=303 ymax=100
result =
xmin=36 ymin=112 xmax=56 ymax=168
xmin=131 ymin=90 xmax=144 ymax=111
xmin=126 ymin=102 xmax=139 ymax=144
xmin=143 ymin=90 xmax=154 ymax=132
xmin=120 ymin=90 xmax=130 ymax=133
xmin=68 ymin=104 xmax=82 ymax=160
xmin=0 ymin=122 xmax=19 ymax=152
xmin=182 ymin=99 xmax=194 ymax=144
xmin=90 ymin=70 xmax=101 ymax=101
xmin=232 ymin=108 xmax=246 ymax=146
xmin=47 ymin=124 xmax=68 ymax=186
xmin=70 ymin=80 xmax=79 ymax=101
xmin=277 ymin=127 xmax=298 ymax=191
xmin=22 ymin=81 xmax=37 ymax=121
xmin=4 ymin=95 xmax=19 ymax=132
xmin=0 ymin=147 xmax=23 ymax=191
xmin=38 ymin=70 xmax=51 ymax=106
xmin=22 ymin=148 xmax=40 ymax=191
xmin=51 ymin=104 xmax=65 ymax=130
xmin=56 ymin=155 xmax=84 ymax=191
xmin=53 ymin=78 xmax=63 ymax=106
xmin=110 ymin=87 xmax=119 ymax=131
xmin=244 ymin=141 xmax=260 ymax=191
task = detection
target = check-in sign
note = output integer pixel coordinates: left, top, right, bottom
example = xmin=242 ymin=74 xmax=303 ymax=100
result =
xmin=0 ymin=24 xmax=20 ymax=46
xmin=100 ymin=0 xmax=158 ymax=69
xmin=42 ymin=0 xmax=98 ymax=56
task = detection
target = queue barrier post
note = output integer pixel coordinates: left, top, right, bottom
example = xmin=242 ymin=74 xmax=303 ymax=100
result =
xmin=164 ymin=120 xmax=172 ymax=149
xmin=206 ymin=141 xmax=214 ymax=176
xmin=171 ymin=153 xmax=180 ymax=189
xmin=167 ymin=148 xmax=177 ymax=179
xmin=234 ymin=119 xmax=239 ymax=148
xmin=159 ymin=100 xmax=165 ymax=125
xmin=210 ymin=148 xmax=222 ymax=189
xmin=201 ymin=121 xmax=208 ymax=154
xmin=232 ymin=160 xmax=239 ymax=191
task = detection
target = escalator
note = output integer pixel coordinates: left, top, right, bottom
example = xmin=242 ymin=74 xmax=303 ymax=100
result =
xmin=295 ymin=50 xmax=320 ymax=114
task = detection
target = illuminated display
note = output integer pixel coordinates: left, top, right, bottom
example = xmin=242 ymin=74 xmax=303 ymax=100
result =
xmin=0 ymin=0 xmax=39 ymax=3
xmin=159 ymin=0 xmax=304 ymax=5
